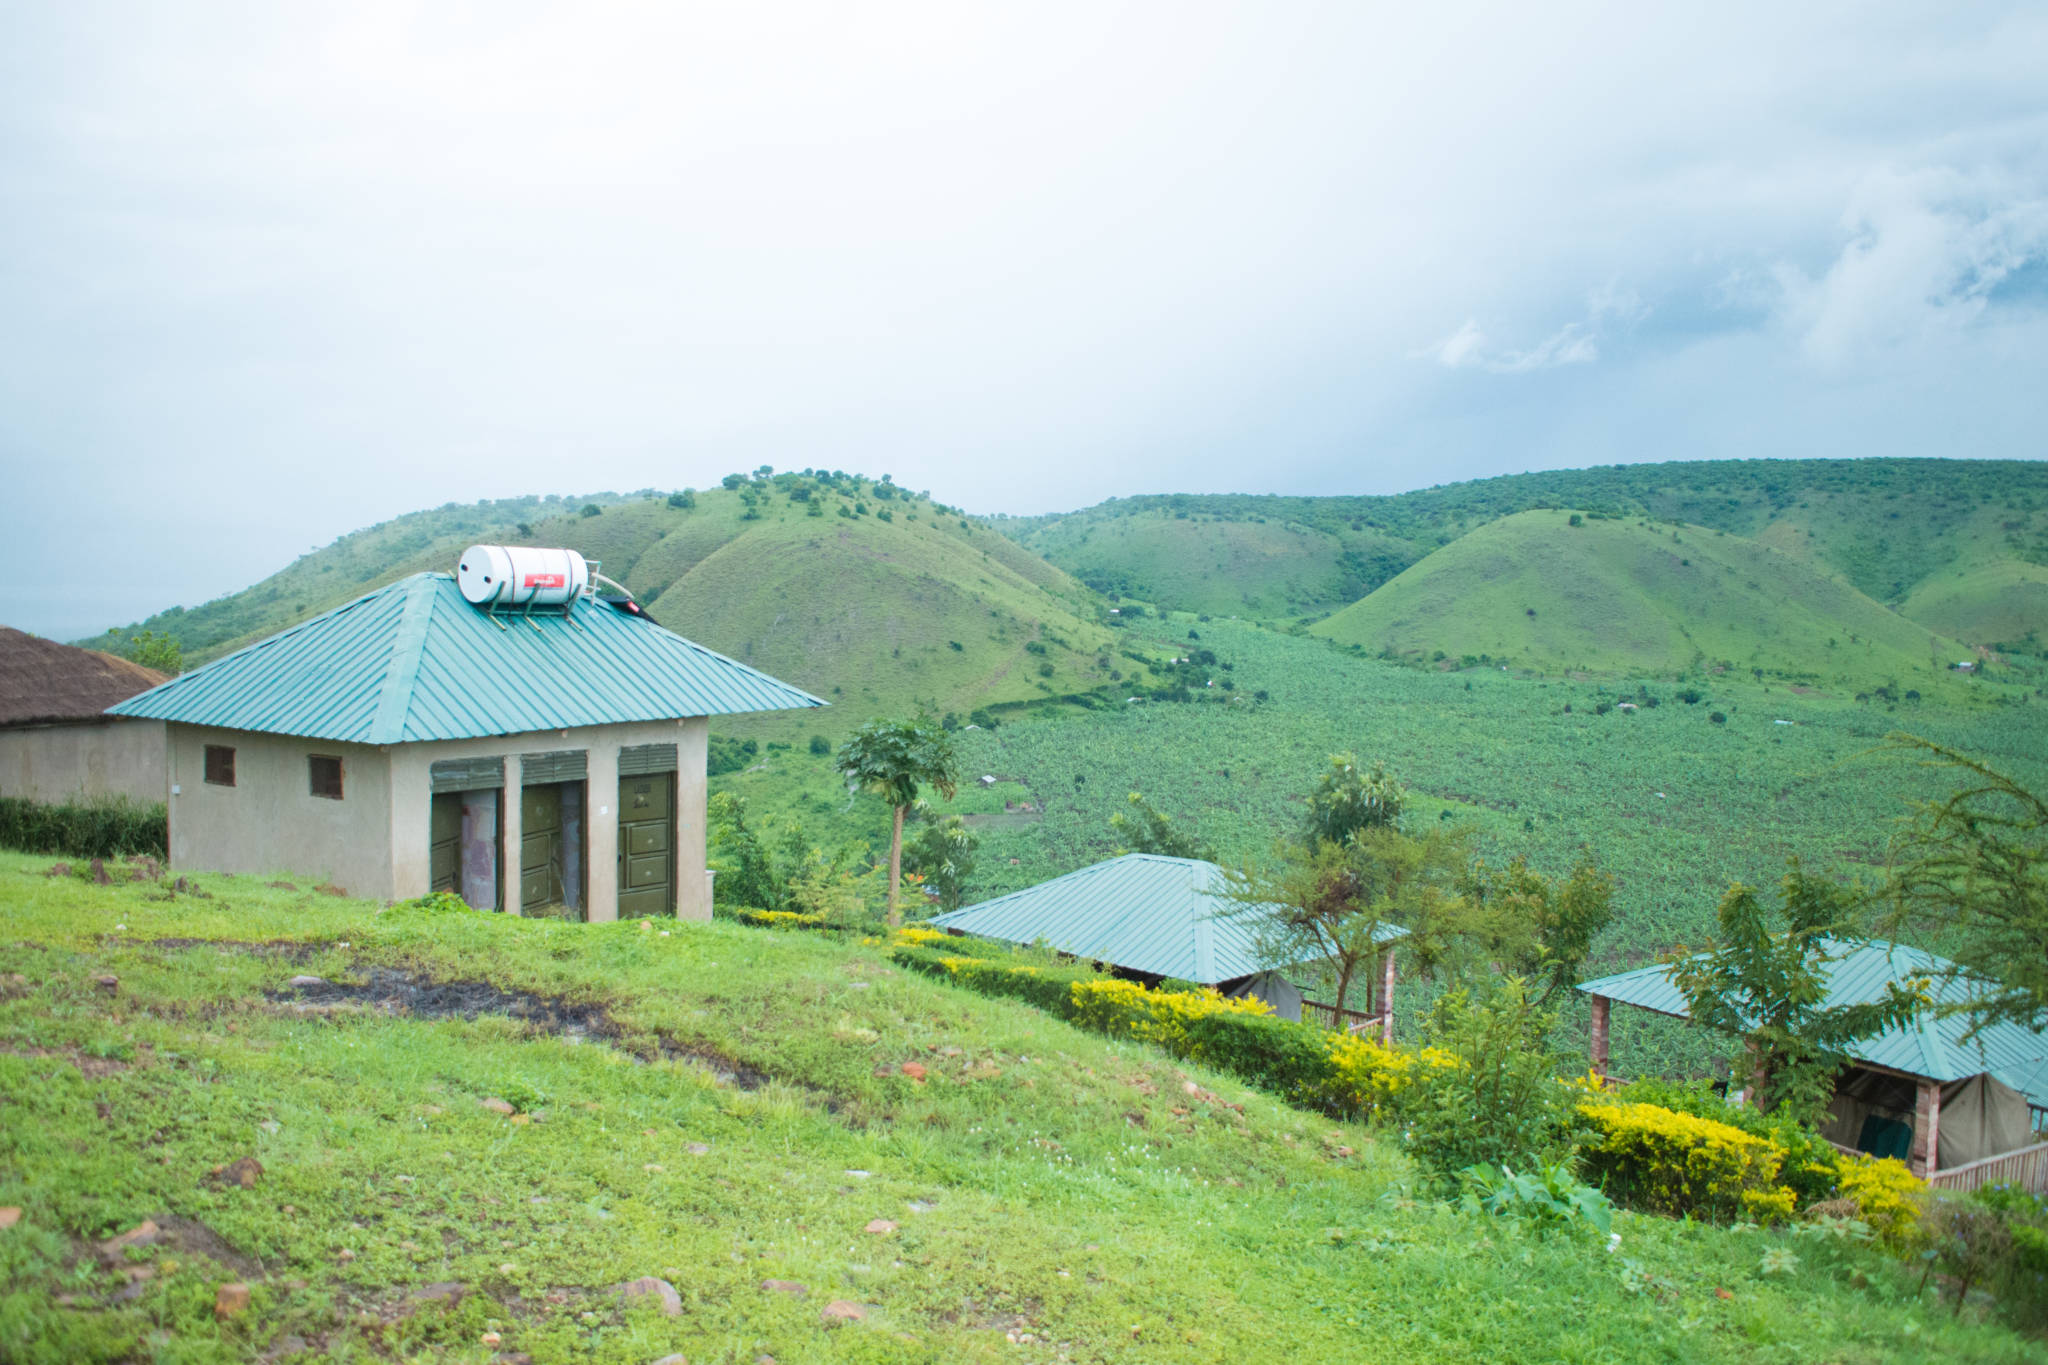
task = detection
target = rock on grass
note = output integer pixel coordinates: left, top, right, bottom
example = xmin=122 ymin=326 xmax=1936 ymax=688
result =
xmin=618 ymin=1276 xmax=683 ymax=1317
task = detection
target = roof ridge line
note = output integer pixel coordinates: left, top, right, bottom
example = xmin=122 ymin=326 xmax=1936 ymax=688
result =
xmin=366 ymin=577 xmax=439 ymax=745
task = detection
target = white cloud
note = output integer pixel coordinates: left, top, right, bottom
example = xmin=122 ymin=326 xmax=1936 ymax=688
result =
xmin=1420 ymin=283 xmax=1643 ymax=372
xmin=1772 ymin=166 xmax=2048 ymax=368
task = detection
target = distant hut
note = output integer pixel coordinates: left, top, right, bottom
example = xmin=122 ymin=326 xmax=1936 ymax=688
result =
xmin=1581 ymin=939 xmax=2048 ymax=1191
xmin=930 ymin=853 xmax=1407 ymax=1036
xmin=0 ymin=627 xmax=168 ymax=804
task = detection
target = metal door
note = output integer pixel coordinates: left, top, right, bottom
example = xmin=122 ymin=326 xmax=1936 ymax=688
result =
xmin=429 ymin=792 xmax=461 ymax=893
xmin=520 ymin=784 xmax=564 ymax=913
xmin=617 ymin=772 xmax=674 ymax=918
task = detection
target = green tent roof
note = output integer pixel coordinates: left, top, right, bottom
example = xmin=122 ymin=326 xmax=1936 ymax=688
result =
xmin=107 ymin=573 xmax=823 ymax=744
xmin=1580 ymin=938 xmax=2048 ymax=1107
xmin=930 ymin=853 xmax=1406 ymax=986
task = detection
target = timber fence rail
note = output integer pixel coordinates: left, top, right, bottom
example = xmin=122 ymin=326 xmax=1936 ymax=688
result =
xmin=1925 ymin=1140 xmax=2048 ymax=1195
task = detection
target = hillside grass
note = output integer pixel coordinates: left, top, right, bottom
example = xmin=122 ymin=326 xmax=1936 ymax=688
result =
xmin=1005 ymin=458 xmax=2048 ymax=641
xmin=1309 ymin=511 xmax=1967 ymax=688
xmin=3 ymin=855 xmax=2041 ymax=1364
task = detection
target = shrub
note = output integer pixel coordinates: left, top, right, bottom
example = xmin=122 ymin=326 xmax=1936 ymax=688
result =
xmin=1579 ymin=1100 xmax=1793 ymax=1222
xmin=1461 ymin=1161 xmax=1615 ymax=1239
xmin=388 ymin=891 xmax=478 ymax=916
xmin=0 ymin=796 xmax=167 ymax=860
xmin=1834 ymin=1155 xmax=1923 ymax=1248
xmin=733 ymin=908 xmax=835 ymax=932
xmin=1316 ymin=1032 xmax=1455 ymax=1118
xmin=1611 ymin=1074 xmax=1842 ymax=1206
xmin=891 ymin=944 xmax=1103 ymax=1017
xmin=1401 ymin=985 xmax=1580 ymax=1182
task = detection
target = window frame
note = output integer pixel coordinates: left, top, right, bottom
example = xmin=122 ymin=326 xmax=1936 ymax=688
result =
xmin=203 ymin=744 xmax=236 ymax=787
xmin=308 ymin=754 xmax=345 ymax=801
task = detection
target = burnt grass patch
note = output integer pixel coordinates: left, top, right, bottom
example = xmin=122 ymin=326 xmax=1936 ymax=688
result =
xmin=269 ymin=968 xmax=789 ymax=1097
xmin=271 ymin=968 xmax=618 ymax=1042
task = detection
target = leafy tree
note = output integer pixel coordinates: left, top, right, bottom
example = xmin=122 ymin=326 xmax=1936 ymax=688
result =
xmin=904 ymin=803 xmax=978 ymax=912
xmin=579 ymin=503 xmax=602 ymax=518
xmin=1225 ymin=758 xmax=1462 ymax=1017
xmin=708 ymin=792 xmax=875 ymax=922
xmin=1110 ymin=792 xmax=1216 ymax=861
xmin=667 ymin=490 xmax=695 ymax=510
xmin=1303 ymin=754 xmax=1403 ymax=845
xmin=1457 ymin=856 xmax=1614 ymax=1004
xmin=835 ymin=713 xmax=960 ymax=926
xmin=1671 ymin=862 xmax=1925 ymax=1123
xmin=1881 ymin=734 xmax=2048 ymax=1032
xmin=119 ymin=629 xmax=182 ymax=676
xmin=1223 ymin=826 xmax=1468 ymax=1017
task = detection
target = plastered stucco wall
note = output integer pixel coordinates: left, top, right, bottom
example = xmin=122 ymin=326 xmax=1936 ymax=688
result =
xmin=167 ymin=724 xmax=393 ymax=896
xmin=0 ymin=719 xmax=167 ymax=804
xmin=386 ymin=716 xmax=710 ymax=921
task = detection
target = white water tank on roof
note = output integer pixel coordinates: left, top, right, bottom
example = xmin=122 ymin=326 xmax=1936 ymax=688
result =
xmin=456 ymin=546 xmax=590 ymax=607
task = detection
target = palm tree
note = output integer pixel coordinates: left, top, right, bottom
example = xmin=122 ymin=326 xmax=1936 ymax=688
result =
xmin=835 ymin=714 xmax=960 ymax=926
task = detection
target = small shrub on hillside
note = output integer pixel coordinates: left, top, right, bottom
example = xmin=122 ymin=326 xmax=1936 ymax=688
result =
xmin=0 ymin=796 xmax=166 ymax=860
xmin=388 ymin=891 xmax=478 ymax=916
xmin=1461 ymin=1161 xmax=1615 ymax=1240
xmin=733 ymin=908 xmax=837 ymax=932
xmin=1401 ymin=983 xmax=1579 ymax=1183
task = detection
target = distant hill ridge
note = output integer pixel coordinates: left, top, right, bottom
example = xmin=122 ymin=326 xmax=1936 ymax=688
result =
xmin=1311 ymin=509 xmax=1970 ymax=688
xmin=1002 ymin=457 xmax=2048 ymax=643
xmin=91 ymin=473 xmax=1118 ymax=729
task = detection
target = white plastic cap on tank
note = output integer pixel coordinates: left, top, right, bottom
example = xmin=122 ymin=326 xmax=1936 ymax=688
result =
xmin=457 ymin=545 xmax=590 ymax=607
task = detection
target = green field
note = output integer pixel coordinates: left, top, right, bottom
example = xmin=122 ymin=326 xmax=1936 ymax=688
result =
xmin=3 ymin=855 xmax=2040 ymax=1364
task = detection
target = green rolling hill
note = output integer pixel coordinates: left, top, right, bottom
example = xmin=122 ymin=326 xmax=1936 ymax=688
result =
xmin=1005 ymin=458 xmax=2048 ymax=644
xmin=1310 ymin=510 xmax=1970 ymax=688
xmin=92 ymin=474 xmax=1118 ymax=732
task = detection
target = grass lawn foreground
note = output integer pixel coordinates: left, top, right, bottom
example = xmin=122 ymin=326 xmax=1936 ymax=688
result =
xmin=0 ymin=852 xmax=2037 ymax=1363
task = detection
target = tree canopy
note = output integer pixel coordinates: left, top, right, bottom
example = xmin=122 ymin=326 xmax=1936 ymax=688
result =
xmin=1671 ymin=861 xmax=1925 ymax=1122
xmin=1881 ymin=733 xmax=2048 ymax=1033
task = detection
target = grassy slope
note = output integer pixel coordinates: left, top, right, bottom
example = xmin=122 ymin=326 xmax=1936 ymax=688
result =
xmin=3 ymin=856 xmax=2038 ymax=1364
xmin=1005 ymin=458 xmax=2048 ymax=642
xmin=1309 ymin=511 xmax=1967 ymax=688
xmin=1897 ymin=560 xmax=2048 ymax=650
xmin=94 ymin=481 xmax=1116 ymax=738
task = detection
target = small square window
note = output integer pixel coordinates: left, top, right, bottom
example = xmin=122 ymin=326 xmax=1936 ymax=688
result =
xmin=309 ymin=755 xmax=344 ymax=800
xmin=204 ymin=745 xmax=236 ymax=787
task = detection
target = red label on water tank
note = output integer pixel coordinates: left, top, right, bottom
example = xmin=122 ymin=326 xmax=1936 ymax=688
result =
xmin=523 ymin=573 xmax=565 ymax=588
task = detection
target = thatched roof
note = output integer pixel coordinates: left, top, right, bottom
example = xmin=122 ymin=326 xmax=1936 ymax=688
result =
xmin=0 ymin=627 xmax=167 ymax=728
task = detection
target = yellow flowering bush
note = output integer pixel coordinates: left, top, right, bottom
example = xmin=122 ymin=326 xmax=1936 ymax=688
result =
xmin=892 ymin=925 xmax=955 ymax=950
xmin=1579 ymin=1100 xmax=1795 ymax=1222
xmin=1833 ymin=1155 xmax=1924 ymax=1247
xmin=1068 ymin=978 xmax=1272 ymax=1051
xmin=1317 ymin=1033 xmax=1457 ymax=1115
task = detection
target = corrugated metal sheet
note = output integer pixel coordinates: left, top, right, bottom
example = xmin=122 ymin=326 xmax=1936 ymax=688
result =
xmin=1579 ymin=938 xmax=2048 ymax=1104
xmin=107 ymin=574 xmax=823 ymax=743
xmin=929 ymin=853 xmax=1407 ymax=985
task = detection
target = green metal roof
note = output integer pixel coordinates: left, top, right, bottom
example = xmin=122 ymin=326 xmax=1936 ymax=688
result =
xmin=1580 ymin=938 xmax=2048 ymax=1105
xmin=107 ymin=573 xmax=823 ymax=743
xmin=929 ymin=853 xmax=1407 ymax=985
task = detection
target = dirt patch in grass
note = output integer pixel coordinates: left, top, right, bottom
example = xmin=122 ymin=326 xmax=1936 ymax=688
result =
xmin=272 ymin=968 xmax=618 ymax=1042
xmin=0 ymin=1044 xmax=147 ymax=1078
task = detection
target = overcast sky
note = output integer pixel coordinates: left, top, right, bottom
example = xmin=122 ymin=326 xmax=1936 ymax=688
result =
xmin=4 ymin=2 xmax=2045 ymax=640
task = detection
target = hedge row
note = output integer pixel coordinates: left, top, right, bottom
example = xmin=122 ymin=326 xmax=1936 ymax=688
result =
xmin=891 ymin=932 xmax=1927 ymax=1231
xmin=0 ymin=796 xmax=166 ymax=860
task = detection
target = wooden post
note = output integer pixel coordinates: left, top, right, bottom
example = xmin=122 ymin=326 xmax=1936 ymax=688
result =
xmin=1589 ymin=993 xmax=1611 ymax=1082
xmin=1911 ymin=1079 xmax=1943 ymax=1178
xmin=1380 ymin=950 xmax=1397 ymax=1046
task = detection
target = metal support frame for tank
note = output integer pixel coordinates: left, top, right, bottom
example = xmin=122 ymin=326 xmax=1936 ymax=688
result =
xmin=477 ymin=559 xmax=601 ymax=634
